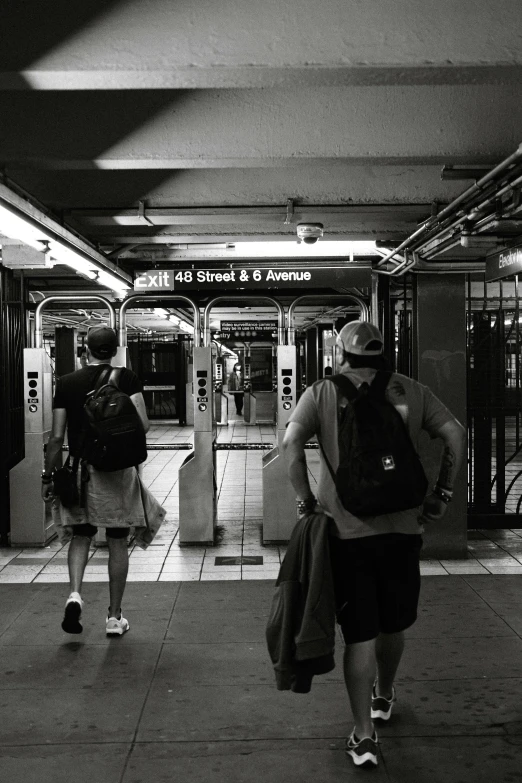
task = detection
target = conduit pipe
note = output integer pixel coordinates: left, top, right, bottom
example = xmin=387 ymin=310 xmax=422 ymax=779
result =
xmin=34 ymin=295 xmax=116 ymax=348
xmin=118 ymin=294 xmax=200 ymax=347
xmin=375 ymin=143 xmax=522 ymax=273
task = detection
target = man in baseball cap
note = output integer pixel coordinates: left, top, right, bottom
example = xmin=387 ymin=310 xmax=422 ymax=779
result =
xmin=282 ymin=320 xmax=465 ymax=768
xmin=86 ymin=326 xmax=118 ymax=360
xmin=336 ymin=321 xmax=384 ymax=356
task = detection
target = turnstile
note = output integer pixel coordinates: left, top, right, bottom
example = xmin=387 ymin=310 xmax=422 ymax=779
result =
xmin=9 ymin=348 xmax=55 ymax=546
xmin=242 ymin=359 xmax=257 ymax=425
xmin=262 ymin=344 xmax=299 ymax=543
xmin=214 ymin=356 xmax=228 ymax=425
xmin=178 ymin=346 xmax=217 ymax=544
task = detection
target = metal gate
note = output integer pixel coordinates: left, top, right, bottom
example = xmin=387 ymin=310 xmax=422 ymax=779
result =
xmin=467 ymin=274 xmax=522 ymax=527
xmin=0 ymin=268 xmax=24 ymax=544
xmin=128 ymin=334 xmax=189 ymax=421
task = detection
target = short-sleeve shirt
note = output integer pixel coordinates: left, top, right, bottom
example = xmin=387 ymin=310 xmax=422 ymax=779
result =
xmin=288 ymin=370 xmax=456 ymax=539
xmin=53 ymin=364 xmax=143 ymax=457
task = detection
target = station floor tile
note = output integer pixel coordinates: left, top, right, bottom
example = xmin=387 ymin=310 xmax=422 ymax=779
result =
xmin=5 ymin=421 xmax=522 ymax=582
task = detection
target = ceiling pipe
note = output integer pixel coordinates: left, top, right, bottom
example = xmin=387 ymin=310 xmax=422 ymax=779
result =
xmin=375 ymin=143 xmax=522 ymax=271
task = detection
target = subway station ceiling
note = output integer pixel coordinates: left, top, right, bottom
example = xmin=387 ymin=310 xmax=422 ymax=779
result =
xmin=1 ymin=0 xmax=522 ymax=334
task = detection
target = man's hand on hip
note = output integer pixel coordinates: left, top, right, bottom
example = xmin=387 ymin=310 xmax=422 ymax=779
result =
xmin=419 ymin=491 xmax=449 ymax=524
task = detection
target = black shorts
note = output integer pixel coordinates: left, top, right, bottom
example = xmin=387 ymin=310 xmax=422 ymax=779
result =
xmin=329 ymin=532 xmax=422 ymax=644
xmin=71 ymin=524 xmax=129 ymax=539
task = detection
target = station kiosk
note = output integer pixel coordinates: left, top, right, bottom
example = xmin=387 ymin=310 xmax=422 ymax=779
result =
xmin=262 ymin=345 xmax=300 ymax=543
xmin=9 ymin=348 xmax=55 ymax=546
xmin=178 ymin=345 xmax=217 ymax=544
xmin=9 ymin=295 xmax=118 ymax=546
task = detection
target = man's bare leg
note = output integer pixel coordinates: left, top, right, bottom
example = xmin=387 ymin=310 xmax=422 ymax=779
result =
xmin=375 ymin=631 xmax=405 ymax=698
xmin=343 ymin=639 xmax=376 ymax=738
xmin=67 ymin=535 xmax=91 ymax=593
xmin=107 ymin=536 xmax=129 ymax=618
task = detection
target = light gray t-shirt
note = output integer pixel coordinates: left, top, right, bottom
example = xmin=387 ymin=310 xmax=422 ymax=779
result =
xmin=288 ymin=370 xmax=456 ymax=539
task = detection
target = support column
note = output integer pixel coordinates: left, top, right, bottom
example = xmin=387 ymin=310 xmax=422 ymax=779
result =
xmin=413 ymin=274 xmax=467 ymax=558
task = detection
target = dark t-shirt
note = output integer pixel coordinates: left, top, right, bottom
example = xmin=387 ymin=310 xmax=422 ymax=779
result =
xmin=53 ymin=364 xmax=143 ymax=457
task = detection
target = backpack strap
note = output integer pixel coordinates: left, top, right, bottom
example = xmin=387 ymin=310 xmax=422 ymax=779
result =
xmin=92 ymin=365 xmax=113 ymax=393
xmin=369 ymin=370 xmax=392 ymax=397
xmin=107 ymin=367 xmax=122 ymax=388
xmin=328 ymin=374 xmax=358 ymax=401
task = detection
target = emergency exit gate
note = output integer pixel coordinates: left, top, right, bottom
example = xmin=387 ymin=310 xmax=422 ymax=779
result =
xmin=467 ymin=275 xmax=522 ymax=527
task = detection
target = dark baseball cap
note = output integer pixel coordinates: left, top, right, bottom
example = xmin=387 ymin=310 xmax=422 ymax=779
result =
xmin=87 ymin=326 xmax=118 ymax=358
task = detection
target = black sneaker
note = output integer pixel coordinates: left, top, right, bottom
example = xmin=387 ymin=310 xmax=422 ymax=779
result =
xmin=61 ymin=592 xmax=83 ymax=634
xmin=345 ymin=729 xmax=379 ymax=768
xmin=371 ymin=683 xmax=396 ymax=721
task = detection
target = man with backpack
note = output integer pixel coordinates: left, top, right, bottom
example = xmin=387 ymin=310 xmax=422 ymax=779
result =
xmin=282 ymin=321 xmax=465 ymax=769
xmin=41 ymin=326 xmax=158 ymax=637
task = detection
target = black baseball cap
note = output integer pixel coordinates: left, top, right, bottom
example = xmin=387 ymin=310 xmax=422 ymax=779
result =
xmin=87 ymin=326 xmax=118 ymax=358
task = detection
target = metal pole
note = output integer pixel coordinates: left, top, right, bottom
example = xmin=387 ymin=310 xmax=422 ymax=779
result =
xmin=287 ymin=294 xmax=370 ymax=345
xmin=118 ymin=294 xmax=201 ymax=347
xmin=202 ymin=295 xmax=286 ymax=347
xmin=34 ymin=295 xmax=116 ymax=348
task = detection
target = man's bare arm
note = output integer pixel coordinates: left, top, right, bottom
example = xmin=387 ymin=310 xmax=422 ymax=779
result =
xmin=435 ymin=419 xmax=466 ymax=491
xmin=282 ymin=421 xmax=316 ymax=502
xmin=44 ymin=408 xmax=67 ymax=475
xmin=420 ymin=418 xmax=466 ymax=523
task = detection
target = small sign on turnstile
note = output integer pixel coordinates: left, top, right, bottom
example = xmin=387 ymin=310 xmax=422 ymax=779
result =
xmin=28 ymin=398 xmax=39 ymax=404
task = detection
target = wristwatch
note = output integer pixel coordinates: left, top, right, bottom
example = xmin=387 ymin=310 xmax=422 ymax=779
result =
xmin=41 ymin=471 xmax=53 ymax=484
xmin=296 ymin=496 xmax=317 ymax=515
xmin=432 ymin=484 xmax=453 ymax=504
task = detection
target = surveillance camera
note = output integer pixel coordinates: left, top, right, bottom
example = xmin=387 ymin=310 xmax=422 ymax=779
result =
xmin=297 ymin=223 xmax=324 ymax=245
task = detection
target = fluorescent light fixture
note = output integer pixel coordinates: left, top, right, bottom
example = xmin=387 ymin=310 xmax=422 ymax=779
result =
xmin=178 ymin=320 xmax=194 ymax=334
xmin=154 ymin=308 xmax=170 ymax=317
xmin=0 ymin=200 xmax=130 ymax=295
xmin=0 ymin=203 xmax=52 ymax=250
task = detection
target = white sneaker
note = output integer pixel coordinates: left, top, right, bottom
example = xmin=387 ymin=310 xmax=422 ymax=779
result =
xmin=62 ymin=592 xmax=84 ymax=634
xmin=106 ymin=614 xmax=130 ymax=636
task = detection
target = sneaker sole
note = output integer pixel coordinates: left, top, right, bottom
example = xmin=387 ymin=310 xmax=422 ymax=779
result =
xmin=371 ymin=707 xmax=392 ymax=721
xmin=61 ymin=602 xmax=83 ymax=634
xmin=106 ymin=624 xmax=129 ymax=636
xmin=346 ymin=750 xmax=378 ymax=768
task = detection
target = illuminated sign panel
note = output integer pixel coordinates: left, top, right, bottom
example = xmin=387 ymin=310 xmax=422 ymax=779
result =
xmin=485 ymin=245 xmax=522 ymax=282
xmin=134 ymin=266 xmax=371 ymax=291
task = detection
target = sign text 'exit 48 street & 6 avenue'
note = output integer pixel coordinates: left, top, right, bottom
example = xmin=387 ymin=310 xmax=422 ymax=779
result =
xmin=134 ymin=266 xmax=371 ymax=291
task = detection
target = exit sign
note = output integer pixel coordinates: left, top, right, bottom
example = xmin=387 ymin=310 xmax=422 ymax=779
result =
xmin=134 ymin=266 xmax=371 ymax=290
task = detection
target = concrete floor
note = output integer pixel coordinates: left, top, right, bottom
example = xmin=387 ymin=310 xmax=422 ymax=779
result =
xmin=3 ymin=420 xmax=522 ymax=781
xmin=1 ymin=576 xmax=522 ymax=782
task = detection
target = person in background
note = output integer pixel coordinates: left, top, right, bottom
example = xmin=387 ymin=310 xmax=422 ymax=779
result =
xmin=228 ymin=361 xmax=244 ymax=415
xmin=41 ymin=326 xmax=163 ymax=637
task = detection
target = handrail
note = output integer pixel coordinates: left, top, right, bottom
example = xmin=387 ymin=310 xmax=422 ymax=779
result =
xmin=286 ymin=294 xmax=370 ymax=345
xmin=118 ymin=294 xmax=201 ymax=347
xmin=34 ymin=295 xmax=116 ymax=348
xmin=203 ymin=295 xmax=286 ymax=347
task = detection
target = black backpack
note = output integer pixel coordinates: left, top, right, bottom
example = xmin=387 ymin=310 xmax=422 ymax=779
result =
xmin=325 ymin=371 xmax=428 ymax=516
xmin=82 ymin=367 xmax=147 ymax=472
